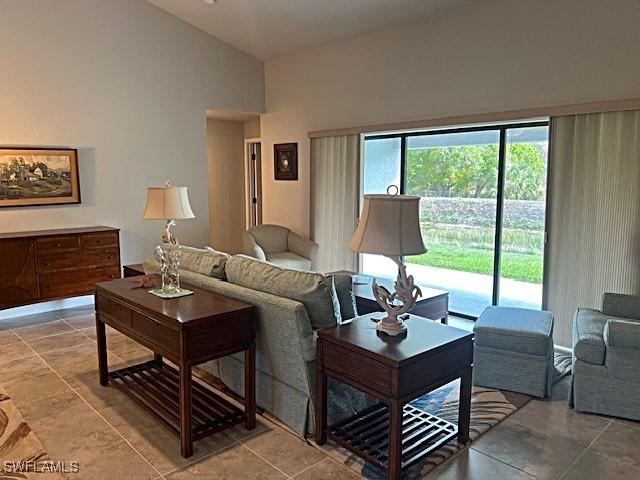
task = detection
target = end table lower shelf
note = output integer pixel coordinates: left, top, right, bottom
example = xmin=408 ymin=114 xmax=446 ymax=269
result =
xmin=109 ymin=361 xmax=246 ymax=441
xmin=328 ymin=403 xmax=457 ymax=472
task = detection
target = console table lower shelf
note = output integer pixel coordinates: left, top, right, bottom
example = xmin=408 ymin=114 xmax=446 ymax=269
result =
xmin=328 ymin=403 xmax=457 ymax=472
xmin=108 ymin=361 xmax=245 ymax=441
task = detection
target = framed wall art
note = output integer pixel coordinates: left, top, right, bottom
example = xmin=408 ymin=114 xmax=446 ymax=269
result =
xmin=274 ymin=143 xmax=298 ymax=181
xmin=0 ymin=148 xmax=81 ymax=208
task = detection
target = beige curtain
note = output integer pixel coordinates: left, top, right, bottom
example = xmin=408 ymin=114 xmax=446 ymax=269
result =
xmin=546 ymin=110 xmax=640 ymax=347
xmin=311 ymin=135 xmax=360 ymax=272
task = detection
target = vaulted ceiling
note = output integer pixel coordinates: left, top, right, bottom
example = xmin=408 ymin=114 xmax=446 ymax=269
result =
xmin=147 ymin=0 xmax=467 ymax=60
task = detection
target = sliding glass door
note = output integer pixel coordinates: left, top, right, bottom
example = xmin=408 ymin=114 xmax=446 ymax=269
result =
xmin=361 ymin=122 xmax=549 ymax=318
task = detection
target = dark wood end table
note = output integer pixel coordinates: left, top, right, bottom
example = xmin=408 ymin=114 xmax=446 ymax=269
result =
xmin=95 ymin=275 xmax=256 ymax=458
xmin=123 ymin=263 xmax=145 ymax=277
xmin=316 ymin=313 xmax=474 ymax=480
xmin=330 ymin=271 xmax=449 ymax=324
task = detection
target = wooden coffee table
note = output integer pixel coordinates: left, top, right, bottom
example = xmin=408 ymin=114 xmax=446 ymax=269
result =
xmin=316 ymin=313 xmax=474 ymax=480
xmin=95 ymin=275 xmax=256 ymax=457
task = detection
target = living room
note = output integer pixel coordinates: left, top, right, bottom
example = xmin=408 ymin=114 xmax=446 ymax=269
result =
xmin=1 ymin=0 xmax=639 ymax=479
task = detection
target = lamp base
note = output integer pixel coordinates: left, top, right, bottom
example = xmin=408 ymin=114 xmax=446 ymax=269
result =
xmin=375 ymin=315 xmax=408 ymax=336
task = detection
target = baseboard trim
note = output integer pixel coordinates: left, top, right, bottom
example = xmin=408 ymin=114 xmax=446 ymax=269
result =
xmin=0 ymin=295 xmax=94 ymax=320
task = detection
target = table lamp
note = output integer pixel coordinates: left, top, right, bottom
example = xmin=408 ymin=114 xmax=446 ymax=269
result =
xmin=143 ymin=181 xmax=195 ymax=297
xmin=349 ymin=188 xmax=427 ymax=336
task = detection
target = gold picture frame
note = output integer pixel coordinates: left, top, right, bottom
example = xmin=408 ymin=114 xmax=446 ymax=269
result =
xmin=0 ymin=148 xmax=81 ymax=208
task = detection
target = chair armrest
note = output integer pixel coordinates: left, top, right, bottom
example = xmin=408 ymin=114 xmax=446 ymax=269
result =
xmin=604 ymin=319 xmax=640 ymax=348
xmin=242 ymin=232 xmax=266 ymax=261
xmin=602 ymin=293 xmax=640 ymax=319
xmin=288 ymin=231 xmax=319 ymax=263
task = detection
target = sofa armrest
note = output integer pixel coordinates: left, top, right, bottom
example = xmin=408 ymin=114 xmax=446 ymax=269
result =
xmin=602 ymin=293 xmax=640 ymax=319
xmin=288 ymin=231 xmax=319 ymax=264
xmin=242 ymin=232 xmax=267 ymax=261
xmin=605 ymin=319 xmax=640 ymax=348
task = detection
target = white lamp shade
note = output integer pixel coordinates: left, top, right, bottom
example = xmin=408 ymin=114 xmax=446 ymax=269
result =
xmin=143 ymin=185 xmax=195 ymax=220
xmin=349 ymin=194 xmax=426 ymax=256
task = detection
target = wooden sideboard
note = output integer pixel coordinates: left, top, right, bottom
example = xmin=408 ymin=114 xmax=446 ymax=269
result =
xmin=0 ymin=226 xmax=121 ymax=309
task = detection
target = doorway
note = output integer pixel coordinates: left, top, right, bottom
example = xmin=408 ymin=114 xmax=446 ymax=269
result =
xmin=245 ymin=140 xmax=262 ymax=228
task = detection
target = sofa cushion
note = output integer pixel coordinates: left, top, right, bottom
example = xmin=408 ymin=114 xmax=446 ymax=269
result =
xmin=179 ymin=246 xmax=230 ymax=279
xmin=474 ymin=306 xmax=553 ymax=356
xmin=267 ymin=252 xmax=311 ymax=271
xmin=226 ymin=255 xmax=341 ymax=329
xmin=332 ymin=273 xmax=357 ymax=321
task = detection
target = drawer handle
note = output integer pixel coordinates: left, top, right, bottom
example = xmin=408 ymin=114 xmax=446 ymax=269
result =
xmin=96 ymin=240 xmax=102 ymax=244
xmin=56 ymin=243 xmax=62 ymax=248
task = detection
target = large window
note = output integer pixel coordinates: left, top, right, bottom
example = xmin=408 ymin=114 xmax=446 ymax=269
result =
xmin=362 ymin=122 xmax=549 ymax=317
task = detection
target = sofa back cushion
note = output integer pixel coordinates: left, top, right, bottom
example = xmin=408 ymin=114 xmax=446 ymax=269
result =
xmin=226 ymin=255 xmax=341 ymax=329
xmin=248 ymin=225 xmax=289 ymax=254
xmin=180 ymin=246 xmax=230 ymax=279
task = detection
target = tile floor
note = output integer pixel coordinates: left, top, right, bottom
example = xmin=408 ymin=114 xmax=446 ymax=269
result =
xmin=0 ymin=308 xmax=639 ymax=479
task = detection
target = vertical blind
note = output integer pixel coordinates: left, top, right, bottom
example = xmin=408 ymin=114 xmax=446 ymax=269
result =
xmin=546 ymin=110 xmax=640 ymax=347
xmin=310 ymin=135 xmax=360 ymax=272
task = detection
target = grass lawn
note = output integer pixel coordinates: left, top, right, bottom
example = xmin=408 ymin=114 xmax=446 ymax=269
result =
xmin=407 ymin=243 xmax=543 ymax=284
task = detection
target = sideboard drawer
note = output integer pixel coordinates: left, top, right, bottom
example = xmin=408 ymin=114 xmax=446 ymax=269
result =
xmin=97 ymin=295 xmax=132 ymax=329
xmin=36 ymin=235 xmax=80 ymax=254
xmin=132 ymin=312 xmax=179 ymax=354
xmin=81 ymin=232 xmax=119 ymax=250
xmin=39 ymin=266 xmax=120 ymax=299
xmin=38 ymin=249 xmax=119 ymax=273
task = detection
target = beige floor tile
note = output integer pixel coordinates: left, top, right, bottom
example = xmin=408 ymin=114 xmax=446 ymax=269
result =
xmin=508 ymin=395 xmax=610 ymax=446
xmin=614 ymin=417 xmax=640 ymax=431
xmin=114 ymin=347 xmax=156 ymax=365
xmin=293 ymin=458 xmax=363 ymax=479
xmin=166 ymin=444 xmax=286 ymax=480
xmin=27 ymin=330 xmax=93 ymax=354
xmin=19 ymin=390 xmax=122 ymax=465
xmin=561 ymin=450 xmax=640 ymax=480
xmin=64 ymin=313 xmax=96 ymax=329
xmin=471 ymin=420 xmax=585 ymax=479
xmin=0 ymin=326 xmax=21 ymax=346
xmin=3 ymin=310 xmax=60 ymax=328
xmin=225 ymin=415 xmax=273 ymax=441
xmin=242 ymin=427 xmax=327 ymax=477
xmin=14 ymin=319 xmax=75 ymax=340
xmin=589 ymin=421 xmax=640 ymax=469
xmin=429 ymin=448 xmax=535 ymax=480
xmin=115 ymin=420 xmax=235 ymax=476
xmin=56 ymin=305 xmax=95 ymax=320
xmin=0 ymin=355 xmax=50 ymax=384
xmin=3 ymin=370 xmax=71 ymax=408
xmin=0 ymin=339 xmax=35 ymax=365
xmin=72 ymin=440 xmax=158 ymax=480
xmin=75 ymin=383 xmax=132 ymax=411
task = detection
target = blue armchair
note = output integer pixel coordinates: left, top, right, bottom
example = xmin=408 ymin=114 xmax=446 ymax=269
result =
xmin=570 ymin=293 xmax=640 ymax=420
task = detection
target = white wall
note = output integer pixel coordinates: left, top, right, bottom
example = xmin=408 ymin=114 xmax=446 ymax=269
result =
xmin=261 ymin=0 xmax=640 ymax=236
xmin=0 ymin=0 xmax=264 ymax=264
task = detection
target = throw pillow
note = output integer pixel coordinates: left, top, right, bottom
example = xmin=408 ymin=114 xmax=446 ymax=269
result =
xmin=332 ymin=273 xmax=358 ymax=321
xmin=180 ymin=246 xmax=230 ymax=279
xmin=226 ymin=255 xmax=342 ymax=329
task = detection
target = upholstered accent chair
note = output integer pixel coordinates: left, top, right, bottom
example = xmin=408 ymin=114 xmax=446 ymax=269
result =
xmin=243 ymin=224 xmax=318 ymax=271
xmin=570 ymin=293 xmax=640 ymax=421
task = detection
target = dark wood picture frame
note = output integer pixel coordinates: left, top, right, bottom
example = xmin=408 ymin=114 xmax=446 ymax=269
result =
xmin=274 ymin=143 xmax=298 ymax=181
xmin=0 ymin=148 xmax=81 ymax=208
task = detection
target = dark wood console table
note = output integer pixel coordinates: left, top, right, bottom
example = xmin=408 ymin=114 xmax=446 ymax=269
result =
xmin=95 ymin=275 xmax=256 ymax=457
xmin=316 ymin=313 xmax=473 ymax=479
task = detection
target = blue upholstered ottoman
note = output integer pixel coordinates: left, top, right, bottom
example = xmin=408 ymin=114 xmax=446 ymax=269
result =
xmin=473 ymin=306 xmax=554 ymax=398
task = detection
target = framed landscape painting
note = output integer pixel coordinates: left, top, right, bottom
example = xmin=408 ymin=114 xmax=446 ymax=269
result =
xmin=0 ymin=148 xmax=80 ymax=208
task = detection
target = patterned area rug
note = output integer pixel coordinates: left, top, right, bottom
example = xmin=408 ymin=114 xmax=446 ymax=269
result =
xmin=0 ymin=386 xmax=64 ymax=480
xmin=315 ymin=353 xmax=572 ymax=479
